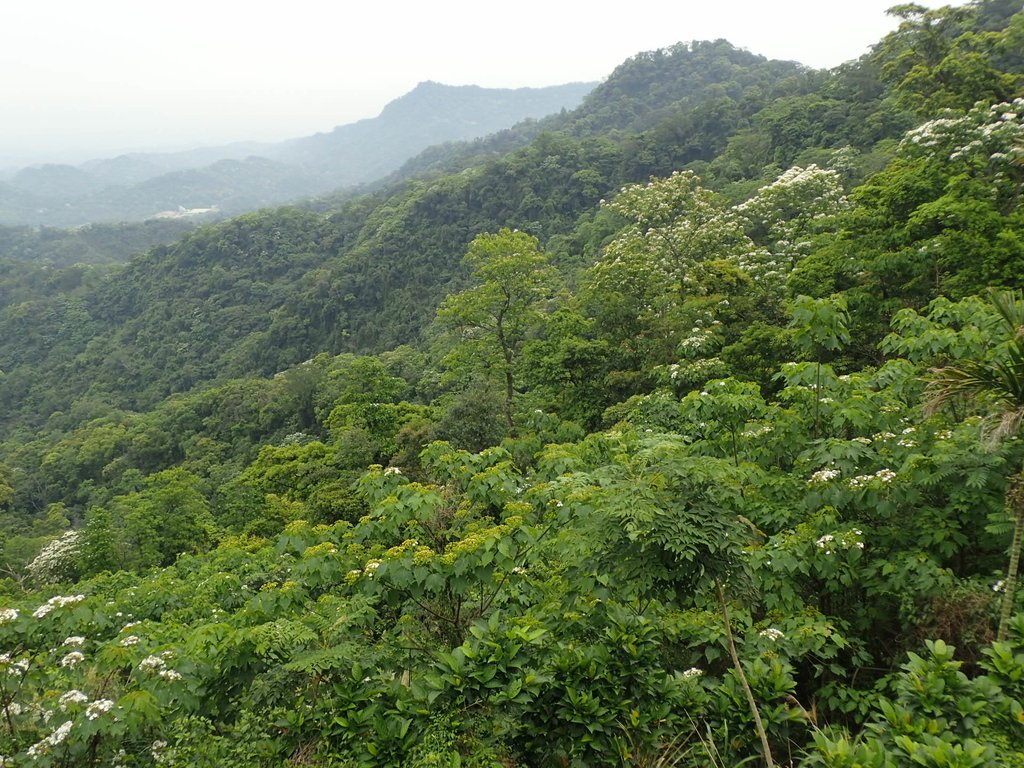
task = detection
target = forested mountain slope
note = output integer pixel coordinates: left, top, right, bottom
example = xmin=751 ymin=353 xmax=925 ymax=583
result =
xmin=0 ymin=41 xmax=845 ymax=432
xmin=1 ymin=2 xmax=1023 ymax=765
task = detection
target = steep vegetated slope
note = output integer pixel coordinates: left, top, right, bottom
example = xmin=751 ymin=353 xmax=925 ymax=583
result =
xmin=1 ymin=3 xmax=1024 ymax=765
xmin=0 ymin=41 xmax=828 ymax=431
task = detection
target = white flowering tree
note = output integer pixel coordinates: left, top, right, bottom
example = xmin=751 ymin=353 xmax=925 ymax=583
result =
xmin=25 ymin=531 xmax=82 ymax=585
xmin=859 ymin=98 xmax=1024 ymax=300
xmin=734 ymin=165 xmax=850 ymax=287
xmin=589 ymin=171 xmax=753 ymax=310
xmin=584 ymin=171 xmax=760 ymax=393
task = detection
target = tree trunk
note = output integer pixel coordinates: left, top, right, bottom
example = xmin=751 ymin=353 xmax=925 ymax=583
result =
xmin=998 ymin=472 xmax=1024 ymax=642
xmin=715 ymin=578 xmax=776 ymax=768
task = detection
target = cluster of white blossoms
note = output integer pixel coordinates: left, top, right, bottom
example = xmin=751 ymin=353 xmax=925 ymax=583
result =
xmin=682 ymin=667 xmax=703 ymax=679
xmin=807 ymin=468 xmax=841 ymax=485
xmin=26 ymin=720 xmax=73 ymax=758
xmin=85 ymin=699 xmax=114 ymax=720
xmin=759 ymin=628 xmax=785 ymax=641
xmin=678 ymin=324 xmax=719 ymax=357
xmin=733 ymin=165 xmax=850 ymax=282
xmin=0 ymin=608 xmax=17 ymax=624
xmin=62 ymin=636 xmax=85 ymax=647
xmin=59 ymin=652 xmax=85 ymax=668
xmin=848 ymin=469 xmax=897 ymax=488
xmin=58 ymin=690 xmax=89 ymax=710
xmin=25 ymin=531 xmax=82 ymax=584
xmin=901 ymin=100 xmax=1023 ymax=201
xmin=0 ymin=655 xmax=29 ymax=675
xmin=139 ymin=655 xmax=165 ymax=672
xmin=137 ymin=653 xmax=183 ymax=681
xmin=896 ymin=427 xmax=917 ymax=447
xmin=816 ymin=529 xmax=865 ymax=553
xmin=32 ymin=594 xmax=85 ymax=619
xmin=120 ymin=635 xmax=141 ymax=647
xmin=151 ymin=739 xmax=170 ymax=762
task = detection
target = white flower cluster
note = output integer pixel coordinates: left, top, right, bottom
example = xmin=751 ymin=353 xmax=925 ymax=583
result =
xmin=85 ymin=699 xmax=114 ymax=720
xmin=682 ymin=667 xmax=703 ymax=679
xmin=152 ymin=739 xmax=169 ymax=762
xmin=848 ymin=469 xmax=896 ymax=488
xmin=0 ymin=608 xmax=17 ymax=624
xmin=59 ymin=652 xmax=85 ymax=668
xmin=816 ymin=529 xmax=865 ymax=553
xmin=62 ymin=636 xmax=85 ymax=647
xmin=26 ymin=720 xmax=73 ymax=758
xmin=58 ymin=690 xmax=89 ymax=710
xmin=807 ymin=468 xmax=841 ymax=485
xmin=1 ymin=655 xmax=29 ymax=675
xmin=32 ymin=594 xmax=85 ymax=619
xmin=759 ymin=628 xmax=785 ymax=641
xmin=120 ymin=635 xmax=141 ymax=647
xmin=136 ymin=653 xmax=183 ymax=681
xmin=139 ymin=655 xmax=165 ymax=672
xmin=901 ymin=100 xmax=1024 ymax=188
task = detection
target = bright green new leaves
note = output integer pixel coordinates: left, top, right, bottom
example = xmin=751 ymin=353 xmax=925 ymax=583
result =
xmin=792 ymin=294 xmax=853 ymax=357
xmin=436 ymin=229 xmax=560 ymax=434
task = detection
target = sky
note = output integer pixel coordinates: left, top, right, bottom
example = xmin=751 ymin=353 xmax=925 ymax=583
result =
xmin=0 ymin=0 xmax=965 ymax=167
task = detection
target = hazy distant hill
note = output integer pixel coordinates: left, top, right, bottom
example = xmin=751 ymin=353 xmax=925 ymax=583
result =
xmin=269 ymin=81 xmax=595 ymax=189
xmin=0 ymin=81 xmax=595 ymax=227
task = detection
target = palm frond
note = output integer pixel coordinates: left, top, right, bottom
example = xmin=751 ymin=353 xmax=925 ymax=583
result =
xmin=988 ymin=288 xmax=1024 ymax=342
xmin=924 ymin=359 xmax=1011 ymax=415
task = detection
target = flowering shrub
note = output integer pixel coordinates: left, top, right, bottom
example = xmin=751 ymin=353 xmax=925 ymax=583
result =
xmin=25 ymin=532 xmax=82 ymax=585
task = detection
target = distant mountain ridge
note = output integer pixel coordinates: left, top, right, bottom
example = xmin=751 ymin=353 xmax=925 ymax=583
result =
xmin=0 ymin=81 xmax=595 ymax=227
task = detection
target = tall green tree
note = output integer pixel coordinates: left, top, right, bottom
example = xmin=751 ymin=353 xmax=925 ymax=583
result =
xmin=436 ymin=229 xmax=559 ymax=434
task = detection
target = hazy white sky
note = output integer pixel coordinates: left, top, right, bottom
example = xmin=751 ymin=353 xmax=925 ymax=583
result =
xmin=1 ymin=0 xmax=962 ymax=166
